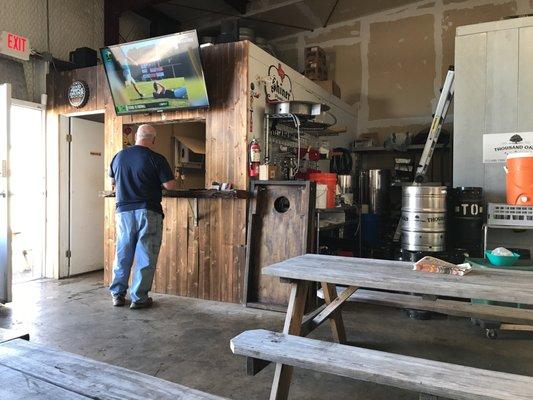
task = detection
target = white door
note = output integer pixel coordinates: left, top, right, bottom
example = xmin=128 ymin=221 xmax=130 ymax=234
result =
xmin=0 ymin=84 xmax=12 ymax=302
xmin=69 ymin=117 xmax=105 ymax=275
xmin=10 ymin=101 xmax=46 ymax=283
xmin=0 ymin=85 xmax=44 ymax=298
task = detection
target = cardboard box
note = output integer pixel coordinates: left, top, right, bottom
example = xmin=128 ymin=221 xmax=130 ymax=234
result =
xmin=305 ymin=46 xmax=326 ymax=61
xmin=315 ymin=80 xmax=341 ymax=98
xmin=259 ymin=164 xmax=279 ymax=180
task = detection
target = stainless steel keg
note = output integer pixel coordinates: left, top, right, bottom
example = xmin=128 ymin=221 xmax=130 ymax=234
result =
xmin=401 ymin=185 xmax=447 ymax=252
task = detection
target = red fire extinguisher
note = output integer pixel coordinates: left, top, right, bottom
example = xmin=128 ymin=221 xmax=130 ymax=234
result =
xmin=249 ymin=138 xmax=261 ymax=178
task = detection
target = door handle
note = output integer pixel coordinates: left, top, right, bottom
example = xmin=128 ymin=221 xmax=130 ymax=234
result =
xmin=0 ymin=191 xmax=5 ymax=198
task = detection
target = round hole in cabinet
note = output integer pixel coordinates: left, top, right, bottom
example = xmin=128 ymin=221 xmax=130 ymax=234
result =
xmin=274 ymin=196 xmax=291 ymax=213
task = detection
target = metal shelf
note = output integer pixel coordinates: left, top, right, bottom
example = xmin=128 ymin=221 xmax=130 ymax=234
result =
xmin=352 ymin=144 xmax=449 ymax=153
xmin=485 ymin=224 xmax=533 ymax=230
xmin=266 ymin=113 xmax=338 ymax=136
xmin=316 ymin=205 xmax=360 ymax=213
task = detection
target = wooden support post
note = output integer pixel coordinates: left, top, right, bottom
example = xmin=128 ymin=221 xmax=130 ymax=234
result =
xmin=270 ymin=280 xmax=309 ymax=400
xmin=322 ymin=282 xmax=349 ymax=344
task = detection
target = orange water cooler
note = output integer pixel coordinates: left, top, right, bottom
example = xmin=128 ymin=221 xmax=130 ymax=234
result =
xmin=506 ymin=152 xmax=533 ymax=206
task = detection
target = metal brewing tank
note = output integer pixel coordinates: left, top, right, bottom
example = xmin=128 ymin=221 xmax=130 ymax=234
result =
xmin=401 ymin=185 xmax=447 ymax=252
xmin=338 ymin=175 xmax=353 ymax=194
xmin=368 ymin=169 xmax=390 ymax=214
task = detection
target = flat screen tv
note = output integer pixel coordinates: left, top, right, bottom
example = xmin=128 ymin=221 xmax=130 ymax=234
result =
xmin=100 ymin=30 xmax=209 ymax=115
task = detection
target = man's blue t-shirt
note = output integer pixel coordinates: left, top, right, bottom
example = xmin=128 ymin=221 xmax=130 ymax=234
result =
xmin=109 ymin=145 xmax=174 ymax=216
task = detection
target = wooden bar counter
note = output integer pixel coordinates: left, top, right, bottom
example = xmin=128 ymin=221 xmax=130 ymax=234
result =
xmin=152 ymin=196 xmax=246 ymax=303
xmin=102 ymin=190 xmax=249 ymax=303
xmin=103 ymin=191 xmax=249 ymax=305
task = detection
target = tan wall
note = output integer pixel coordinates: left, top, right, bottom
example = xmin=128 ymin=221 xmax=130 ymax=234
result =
xmin=274 ymin=0 xmax=531 ymax=144
xmin=0 ymin=0 xmax=104 ymax=100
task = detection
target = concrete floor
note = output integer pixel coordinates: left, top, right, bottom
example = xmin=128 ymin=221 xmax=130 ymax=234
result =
xmin=1 ymin=272 xmax=533 ymax=399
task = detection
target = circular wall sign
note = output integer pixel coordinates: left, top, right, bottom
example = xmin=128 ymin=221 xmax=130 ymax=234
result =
xmin=68 ymin=80 xmax=89 ymax=108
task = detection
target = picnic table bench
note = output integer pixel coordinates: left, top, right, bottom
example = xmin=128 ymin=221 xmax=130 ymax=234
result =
xmin=231 ymin=329 xmax=533 ymax=400
xmin=0 ymin=338 xmax=227 ymax=400
xmin=231 ymin=254 xmax=533 ymax=399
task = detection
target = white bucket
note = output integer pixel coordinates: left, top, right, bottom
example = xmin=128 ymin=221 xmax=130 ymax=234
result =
xmin=316 ymin=184 xmax=328 ymax=209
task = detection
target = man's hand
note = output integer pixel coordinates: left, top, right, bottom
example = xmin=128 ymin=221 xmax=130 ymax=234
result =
xmin=162 ymin=179 xmax=179 ymax=191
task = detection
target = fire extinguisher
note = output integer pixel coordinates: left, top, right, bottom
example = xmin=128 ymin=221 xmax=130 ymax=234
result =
xmin=249 ymin=138 xmax=261 ymax=178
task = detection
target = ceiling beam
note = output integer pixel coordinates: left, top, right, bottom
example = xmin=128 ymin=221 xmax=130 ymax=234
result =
xmin=245 ymin=0 xmax=303 ymax=16
xmin=178 ymin=0 xmax=310 ymax=33
xmin=222 ymin=0 xmax=249 ymax=14
xmin=133 ymin=5 xmax=181 ymax=37
xmin=109 ymin=0 xmax=172 ymax=14
xmin=104 ymin=0 xmax=173 ymax=45
xmin=104 ymin=0 xmax=121 ymax=45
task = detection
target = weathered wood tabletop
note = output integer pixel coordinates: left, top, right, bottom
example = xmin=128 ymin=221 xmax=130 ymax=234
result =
xmin=0 ymin=339 xmax=227 ymax=400
xmin=263 ymin=254 xmax=533 ymax=304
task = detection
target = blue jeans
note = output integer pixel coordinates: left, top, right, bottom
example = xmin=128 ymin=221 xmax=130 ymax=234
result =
xmin=109 ymin=209 xmax=163 ymax=303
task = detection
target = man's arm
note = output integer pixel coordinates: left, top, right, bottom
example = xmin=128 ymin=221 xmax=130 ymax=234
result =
xmin=109 ymin=156 xmax=116 ymax=191
xmin=158 ymin=155 xmax=178 ymax=191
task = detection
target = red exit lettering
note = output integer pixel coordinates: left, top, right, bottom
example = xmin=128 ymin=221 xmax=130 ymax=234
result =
xmin=7 ymin=33 xmax=26 ymax=52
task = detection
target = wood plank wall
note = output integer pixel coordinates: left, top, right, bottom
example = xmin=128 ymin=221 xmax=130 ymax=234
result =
xmin=47 ymin=41 xmax=250 ymax=303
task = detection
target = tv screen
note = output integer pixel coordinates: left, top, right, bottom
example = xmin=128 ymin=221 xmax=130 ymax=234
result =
xmin=100 ymin=30 xmax=209 ymax=115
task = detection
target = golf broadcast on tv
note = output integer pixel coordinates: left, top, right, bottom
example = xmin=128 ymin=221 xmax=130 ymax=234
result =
xmin=101 ymin=30 xmax=209 ymax=115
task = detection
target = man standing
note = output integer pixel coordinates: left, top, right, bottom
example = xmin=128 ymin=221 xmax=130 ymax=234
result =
xmin=109 ymin=124 xmax=177 ymax=309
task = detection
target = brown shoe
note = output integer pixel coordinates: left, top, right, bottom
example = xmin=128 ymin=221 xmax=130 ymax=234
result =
xmin=130 ymin=297 xmax=153 ymax=310
xmin=112 ymin=294 xmax=125 ymax=307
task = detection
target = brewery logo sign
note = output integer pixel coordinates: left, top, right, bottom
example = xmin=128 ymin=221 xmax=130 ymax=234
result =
xmin=483 ymin=132 xmax=533 ymax=163
xmin=68 ymin=80 xmax=90 ymax=108
xmin=265 ymin=63 xmax=293 ymax=102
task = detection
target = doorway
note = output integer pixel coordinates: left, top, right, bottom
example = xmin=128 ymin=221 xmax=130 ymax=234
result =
xmin=0 ymin=83 xmax=47 ymax=304
xmin=67 ymin=115 xmax=105 ymax=276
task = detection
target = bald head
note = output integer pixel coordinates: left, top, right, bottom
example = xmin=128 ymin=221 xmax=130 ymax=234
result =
xmin=135 ymin=124 xmax=156 ymax=147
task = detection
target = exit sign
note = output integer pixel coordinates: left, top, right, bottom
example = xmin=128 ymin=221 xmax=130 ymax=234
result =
xmin=0 ymin=31 xmax=30 ymax=61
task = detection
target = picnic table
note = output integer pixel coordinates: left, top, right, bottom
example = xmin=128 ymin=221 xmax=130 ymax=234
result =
xmin=238 ymin=254 xmax=533 ymax=400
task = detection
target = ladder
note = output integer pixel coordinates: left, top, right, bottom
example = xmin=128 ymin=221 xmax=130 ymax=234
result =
xmin=393 ymin=67 xmax=455 ymax=241
xmin=414 ymin=67 xmax=455 ymax=183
